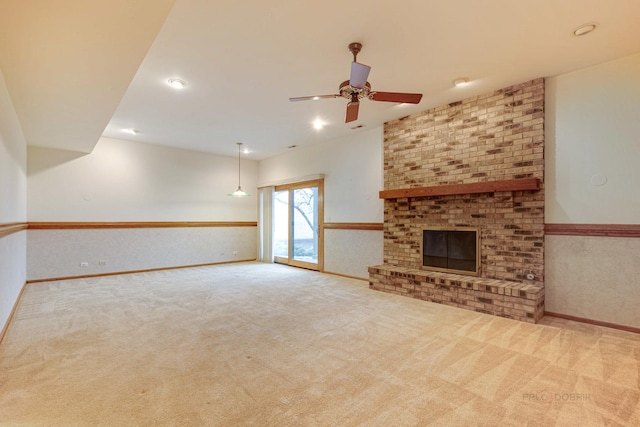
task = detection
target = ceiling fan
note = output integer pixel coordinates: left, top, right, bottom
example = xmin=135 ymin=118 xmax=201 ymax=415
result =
xmin=289 ymin=42 xmax=423 ymax=123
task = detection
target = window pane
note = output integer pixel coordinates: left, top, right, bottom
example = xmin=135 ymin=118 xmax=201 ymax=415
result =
xmin=273 ymin=190 xmax=289 ymax=258
xmin=292 ymin=187 xmax=318 ymax=264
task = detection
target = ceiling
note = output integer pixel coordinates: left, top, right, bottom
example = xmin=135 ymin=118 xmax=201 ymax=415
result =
xmin=2 ymin=0 xmax=640 ymax=160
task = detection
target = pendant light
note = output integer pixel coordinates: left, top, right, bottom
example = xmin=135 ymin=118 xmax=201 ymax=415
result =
xmin=228 ymin=142 xmax=250 ymax=197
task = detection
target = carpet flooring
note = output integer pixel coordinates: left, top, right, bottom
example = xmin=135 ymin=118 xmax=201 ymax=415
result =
xmin=1 ymin=262 xmax=639 ymax=426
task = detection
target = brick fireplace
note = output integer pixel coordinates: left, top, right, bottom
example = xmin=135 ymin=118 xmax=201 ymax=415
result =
xmin=368 ymin=78 xmax=545 ymax=323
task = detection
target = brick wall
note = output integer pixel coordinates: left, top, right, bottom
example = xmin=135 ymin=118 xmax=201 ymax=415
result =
xmin=382 ymin=78 xmax=544 ymax=285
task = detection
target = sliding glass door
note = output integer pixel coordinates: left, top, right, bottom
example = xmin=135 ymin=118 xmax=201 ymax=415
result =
xmin=273 ymin=189 xmax=290 ymax=261
xmin=273 ymin=179 xmax=323 ymax=271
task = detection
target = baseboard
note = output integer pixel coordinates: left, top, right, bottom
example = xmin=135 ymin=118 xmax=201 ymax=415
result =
xmin=544 ymin=311 xmax=640 ymax=334
xmin=26 ymin=259 xmax=257 ymax=284
xmin=0 ymin=281 xmax=28 ymax=346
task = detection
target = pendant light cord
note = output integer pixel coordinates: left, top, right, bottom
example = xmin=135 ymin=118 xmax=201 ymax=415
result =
xmin=237 ymin=143 xmax=241 ymax=187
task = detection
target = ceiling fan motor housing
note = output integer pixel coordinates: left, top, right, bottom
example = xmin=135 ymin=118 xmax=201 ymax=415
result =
xmin=339 ymin=80 xmax=371 ymax=101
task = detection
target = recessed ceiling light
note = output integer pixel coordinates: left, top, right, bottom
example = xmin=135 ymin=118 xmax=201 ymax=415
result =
xmin=351 ymin=124 xmax=365 ymax=130
xmin=312 ymin=96 xmax=320 ymax=100
xmin=453 ymin=78 xmax=469 ymax=87
xmin=313 ymin=119 xmax=325 ymax=130
xmin=573 ymin=23 xmax=597 ymax=37
xmin=288 ymin=145 xmax=298 ymax=149
xmin=242 ymin=147 xmax=250 ymax=154
xmin=123 ymin=128 xmax=140 ymax=135
xmin=167 ymin=78 xmax=187 ymax=89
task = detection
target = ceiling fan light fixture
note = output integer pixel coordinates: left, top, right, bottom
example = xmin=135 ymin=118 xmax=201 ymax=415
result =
xmin=228 ymin=142 xmax=250 ymax=197
xmin=167 ymin=78 xmax=187 ymax=89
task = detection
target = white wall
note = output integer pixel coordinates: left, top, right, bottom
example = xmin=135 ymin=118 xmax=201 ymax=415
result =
xmin=28 ymin=137 xmax=257 ymax=221
xmin=545 ymin=53 xmax=640 ymax=328
xmin=27 ymin=227 xmax=256 ymax=281
xmin=27 ymin=138 xmax=258 ymax=280
xmin=0 ymin=67 xmax=27 ymax=334
xmin=324 ymin=229 xmax=382 ymax=279
xmin=259 ymin=126 xmax=384 ymax=223
xmin=259 ymin=126 xmax=384 ymax=278
xmin=546 ymin=235 xmax=640 ymax=327
xmin=546 ymin=52 xmax=640 ymax=223
xmin=0 ymin=72 xmax=26 ymax=221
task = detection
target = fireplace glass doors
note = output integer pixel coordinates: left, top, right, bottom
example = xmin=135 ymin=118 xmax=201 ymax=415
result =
xmin=422 ymin=227 xmax=479 ymax=275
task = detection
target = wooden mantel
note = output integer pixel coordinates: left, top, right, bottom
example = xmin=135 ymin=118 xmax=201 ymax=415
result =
xmin=379 ymin=178 xmax=540 ymax=199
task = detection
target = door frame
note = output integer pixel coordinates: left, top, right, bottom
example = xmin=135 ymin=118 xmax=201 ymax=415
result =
xmin=273 ymin=179 xmax=324 ymax=271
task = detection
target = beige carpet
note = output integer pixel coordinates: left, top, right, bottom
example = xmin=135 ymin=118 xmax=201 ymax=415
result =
xmin=1 ymin=262 xmax=639 ymax=426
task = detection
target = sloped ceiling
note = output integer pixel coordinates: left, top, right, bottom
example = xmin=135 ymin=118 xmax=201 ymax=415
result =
xmin=1 ymin=0 xmax=640 ymax=159
xmin=0 ymin=0 xmax=175 ymax=153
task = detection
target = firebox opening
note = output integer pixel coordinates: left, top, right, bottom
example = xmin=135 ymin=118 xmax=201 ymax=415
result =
xmin=422 ymin=227 xmax=479 ymax=276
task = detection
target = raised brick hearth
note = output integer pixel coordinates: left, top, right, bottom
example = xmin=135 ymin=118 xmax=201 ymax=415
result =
xmin=370 ymin=78 xmax=545 ymax=323
xmin=369 ymin=265 xmax=545 ymax=323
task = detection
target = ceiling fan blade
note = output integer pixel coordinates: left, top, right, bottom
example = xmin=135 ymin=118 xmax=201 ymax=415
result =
xmin=370 ymin=91 xmax=423 ymax=104
xmin=289 ymin=94 xmax=341 ymax=102
xmin=345 ymin=101 xmax=359 ymax=123
xmin=350 ymin=62 xmax=371 ymax=89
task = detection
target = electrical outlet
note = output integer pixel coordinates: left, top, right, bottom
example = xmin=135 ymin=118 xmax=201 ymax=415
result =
xmin=80 ymin=262 xmax=89 ymax=267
